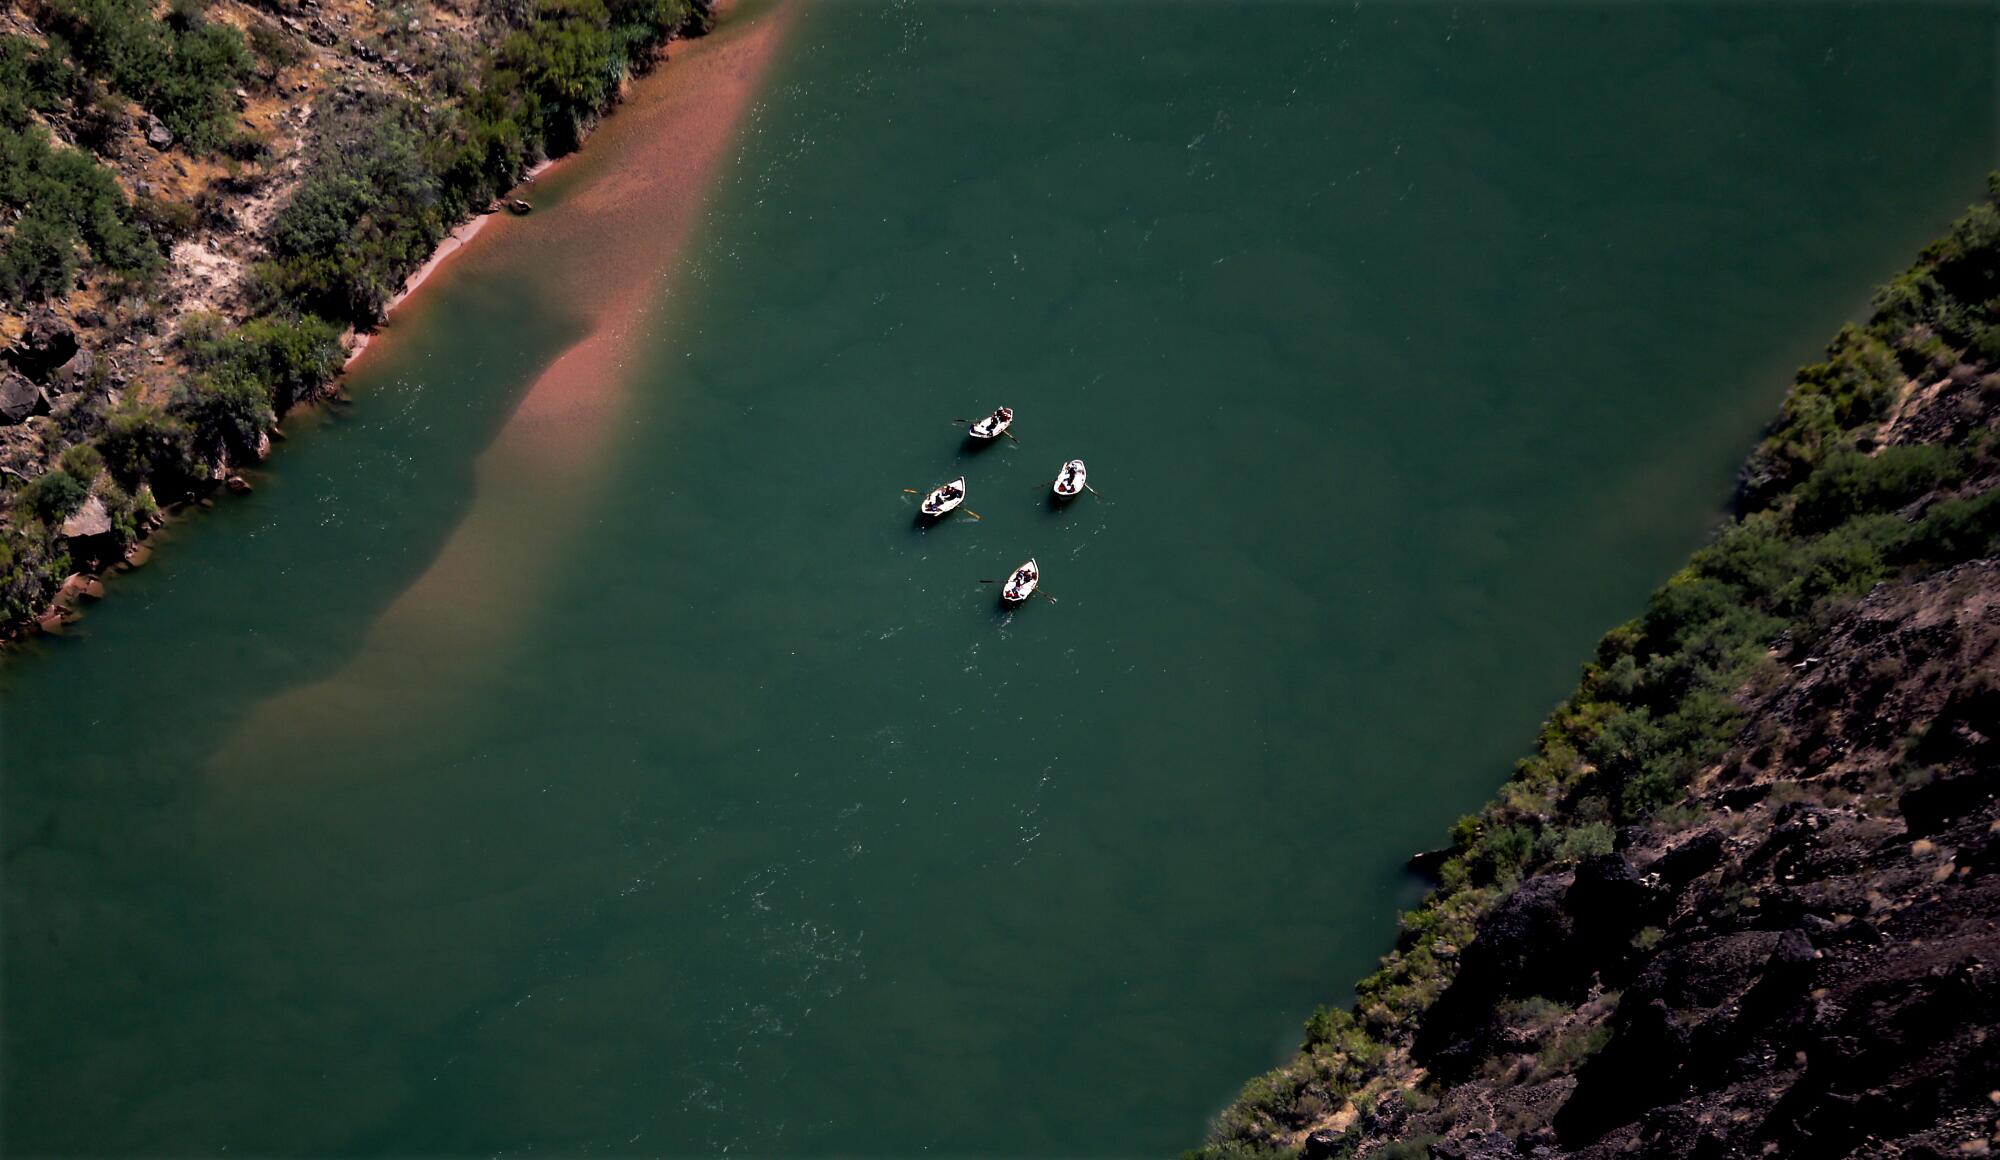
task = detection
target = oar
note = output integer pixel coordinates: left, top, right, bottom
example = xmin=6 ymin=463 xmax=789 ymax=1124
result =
xmin=961 ymin=508 xmax=982 ymax=521
xmin=1004 ymin=429 xmax=1021 ymax=444
xmin=978 ymin=580 xmax=1052 ymax=603
xmin=1084 ymin=483 xmax=1101 ymax=497
xmin=902 ymin=488 xmax=921 ymax=494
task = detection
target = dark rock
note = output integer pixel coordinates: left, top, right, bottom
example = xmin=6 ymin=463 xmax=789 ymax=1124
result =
xmin=1408 ymin=845 xmax=1455 ymax=882
xmin=1737 ymin=929 xmax=1820 ymax=1026
xmin=1431 ymin=1129 xmax=1521 ymax=1159
xmin=1714 ymin=783 xmax=1768 ymax=810
xmin=145 ymin=115 xmax=173 ymax=149
xmin=1652 ymin=829 xmax=1726 ymax=887
xmin=1358 ymin=1087 xmax=1410 ymax=1139
xmin=1298 ymin=1127 xmax=1343 ymax=1160
xmin=1414 ymin=874 xmax=1580 ymax=1079
xmin=1755 ymin=803 xmax=1836 ymax=878
xmin=0 ymin=373 xmax=50 ymax=425
xmin=1900 ymin=771 xmax=1998 ymax=837
xmin=1555 ymin=998 xmax=1690 ymax=1146
xmin=1568 ymin=853 xmax=1666 ymax=927
xmin=5 ymin=311 xmax=79 ymax=381
xmin=1565 ymin=853 xmax=1668 ymax=982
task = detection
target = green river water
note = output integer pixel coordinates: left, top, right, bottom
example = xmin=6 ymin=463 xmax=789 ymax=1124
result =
xmin=4 ymin=2 xmax=1996 ymax=1154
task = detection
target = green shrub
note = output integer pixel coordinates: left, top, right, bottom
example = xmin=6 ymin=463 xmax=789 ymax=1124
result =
xmin=1789 ymin=445 xmax=1964 ymax=535
xmin=1547 ymin=821 xmax=1615 ymax=863
xmin=1900 ymin=487 xmax=2000 ymax=564
xmin=0 ymin=34 xmax=76 ymax=129
xmin=1531 ymin=1024 xmax=1612 ymax=1082
xmin=0 ymin=520 xmax=68 ymax=623
xmin=41 ymin=0 xmax=252 ymax=154
xmin=0 ymin=119 xmax=160 ymax=300
xmin=172 ymin=372 xmax=273 ymax=465
xmin=0 ymin=209 xmax=81 ymax=300
xmin=245 ymin=19 xmax=303 ymax=71
xmin=181 ymin=312 xmax=346 ymax=412
xmin=99 ymin=400 xmax=195 ymax=491
xmin=59 ymin=442 xmax=104 ymax=483
xmin=19 ymin=469 xmax=88 ymax=524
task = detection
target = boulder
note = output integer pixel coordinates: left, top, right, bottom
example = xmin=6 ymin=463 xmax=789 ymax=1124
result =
xmin=59 ymin=495 xmax=110 ymax=539
xmin=1651 ymin=829 xmax=1726 ymax=887
xmin=0 ymin=373 xmax=50 ymax=425
xmin=1555 ymin=998 xmax=1691 ymax=1146
xmin=1298 ymin=1127 xmax=1344 ymax=1160
xmin=146 ymin=116 xmax=173 ymax=149
xmin=4 ymin=311 xmax=79 ymax=381
xmin=1413 ymin=873 xmax=1581 ymax=1079
xmin=1900 ymin=772 xmax=1998 ymax=838
xmin=1565 ymin=853 xmax=1669 ymax=984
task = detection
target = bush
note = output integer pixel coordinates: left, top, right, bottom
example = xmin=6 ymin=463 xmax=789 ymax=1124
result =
xmin=19 ymin=469 xmax=88 ymax=524
xmin=245 ymin=19 xmax=303 ymax=71
xmin=59 ymin=442 xmax=104 ymax=482
xmin=1547 ymin=821 xmax=1615 ymax=863
xmin=0 ymin=520 xmax=68 ymax=623
xmin=1789 ymin=446 xmax=1964 ymax=535
xmin=41 ymin=0 xmax=252 ymax=154
xmin=0 ymin=34 xmax=76 ymax=129
xmin=0 ymin=120 xmax=161 ymax=301
xmin=182 ymin=312 xmax=345 ymax=412
xmin=99 ymin=400 xmax=195 ymax=491
xmin=172 ymin=372 xmax=273 ymax=465
xmin=0 ymin=208 xmax=81 ymax=300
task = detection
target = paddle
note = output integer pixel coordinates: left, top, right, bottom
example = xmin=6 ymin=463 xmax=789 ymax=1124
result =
xmin=979 ymin=578 xmax=1051 ymax=603
xmin=907 ymin=486 xmax=976 ymax=518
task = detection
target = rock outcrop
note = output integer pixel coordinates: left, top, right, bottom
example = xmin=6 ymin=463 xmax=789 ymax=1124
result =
xmin=1194 ymin=178 xmax=2000 ymax=1160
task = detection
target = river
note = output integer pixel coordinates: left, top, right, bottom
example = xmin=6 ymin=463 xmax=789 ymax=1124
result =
xmin=3 ymin=1 xmax=1995 ymax=1153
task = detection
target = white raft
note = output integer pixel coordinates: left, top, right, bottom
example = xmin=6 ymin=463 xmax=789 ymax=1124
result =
xmin=1052 ymin=459 xmax=1087 ymax=499
xmin=967 ymin=406 xmax=1014 ymax=440
xmin=920 ymin=476 xmax=967 ymax=517
xmin=1000 ymin=558 xmax=1040 ymax=604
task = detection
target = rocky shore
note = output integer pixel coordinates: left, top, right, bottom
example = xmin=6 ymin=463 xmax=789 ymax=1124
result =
xmin=1196 ymin=180 xmax=2000 ymax=1159
xmin=0 ymin=0 xmax=715 ymax=641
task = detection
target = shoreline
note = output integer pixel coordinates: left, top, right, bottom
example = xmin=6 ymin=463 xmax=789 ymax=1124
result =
xmin=23 ymin=1 xmax=780 ymax=641
xmin=341 ymin=159 xmax=557 ymax=371
xmin=210 ymin=0 xmax=796 ymax=761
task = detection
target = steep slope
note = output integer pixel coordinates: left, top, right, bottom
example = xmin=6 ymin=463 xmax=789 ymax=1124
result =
xmin=1197 ymin=178 xmax=2000 ymax=1160
xmin=1 ymin=0 xmax=710 ymax=634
